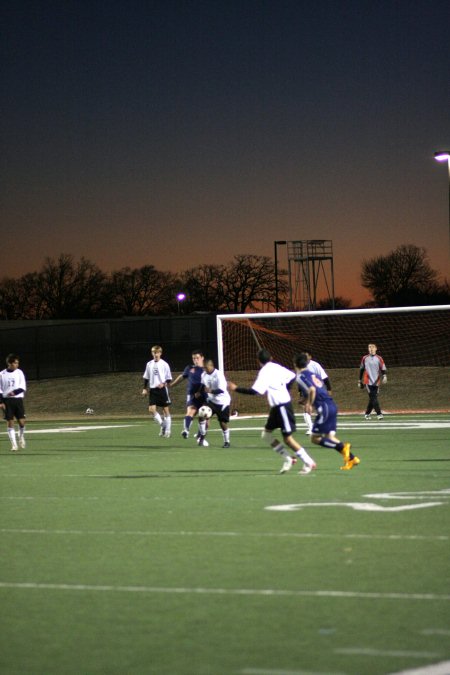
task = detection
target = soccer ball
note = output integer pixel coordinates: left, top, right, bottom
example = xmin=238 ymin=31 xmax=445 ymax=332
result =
xmin=198 ymin=405 xmax=213 ymax=419
xmin=85 ymin=407 xmax=94 ymax=415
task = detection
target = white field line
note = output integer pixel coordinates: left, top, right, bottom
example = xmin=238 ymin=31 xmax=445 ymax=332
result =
xmin=335 ymin=648 xmax=442 ymax=659
xmin=0 ymin=581 xmax=449 ymax=601
xmin=21 ymin=424 xmax=139 ymax=434
xmin=388 ymin=661 xmax=450 ymax=674
xmin=232 ymin=422 xmax=450 ymax=431
xmin=242 ymin=672 xmax=340 ymax=675
xmin=0 ymin=528 xmax=448 ymax=541
xmin=14 ymin=419 xmax=450 ymax=436
xmin=234 ymin=413 xmax=450 ymax=419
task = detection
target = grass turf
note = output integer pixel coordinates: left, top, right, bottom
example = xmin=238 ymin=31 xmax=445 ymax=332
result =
xmin=1 ymin=414 xmax=449 ymax=675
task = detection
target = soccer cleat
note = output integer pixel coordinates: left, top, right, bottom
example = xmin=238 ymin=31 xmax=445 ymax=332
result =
xmin=299 ymin=461 xmax=317 ymax=475
xmin=305 ymin=429 xmax=312 ymax=435
xmin=364 ymin=414 xmax=371 ymax=420
xmin=280 ymin=456 xmax=296 ymax=474
xmin=340 ymin=456 xmax=361 ymax=471
xmin=159 ymin=426 xmax=165 ymax=437
xmin=10 ymin=443 xmax=19 ymax=452
xmin=222 ymin=442 xmax=230 ymax=448
xmin=377 ymin=414 xmax=384 ymax=420
xmin=197 ymin=436 xmax=209 ymax=447
xmin=181 ymin=430 xmax=189 ymax=439
xmin=341 ymin=442 xmax=351 ymax=462
xmin=18 ymin=437 xmax=26 ymax=449
xmin=163 ymin=430 xmax=171 ymax=438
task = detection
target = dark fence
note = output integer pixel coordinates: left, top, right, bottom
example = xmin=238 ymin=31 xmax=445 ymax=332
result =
xmin=0 ymin=315 xmax=217 ymax=380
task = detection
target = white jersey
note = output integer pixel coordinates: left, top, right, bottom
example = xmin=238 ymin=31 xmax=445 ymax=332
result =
xmin=307 ymin=359 xmax=328 ymax=381
xmin=0 ymin=368 xmax=27 ymax=398
xmin=201 ymin=368 xmax=231 ymax=408
xmin=143 ymin=358 xmax=172 ymax=388
xmin=251 ymin=361 xmax=295 ymax=407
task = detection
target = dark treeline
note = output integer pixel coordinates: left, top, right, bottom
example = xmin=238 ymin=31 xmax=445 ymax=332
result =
xmin=0 ymin=253 xmax=290 ymax=319
xmin=1 ymin=245 xmax=448 ymax=320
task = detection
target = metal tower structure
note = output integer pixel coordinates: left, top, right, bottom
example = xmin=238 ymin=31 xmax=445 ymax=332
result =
xmin=274 ymin=240 xmax=335 ymax=310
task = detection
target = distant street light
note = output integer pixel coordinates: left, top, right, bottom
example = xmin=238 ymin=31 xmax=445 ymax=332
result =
xmin=176 ymin=292 xmax=186 ymax=314
xmin=434 ymin=151 xmax=450 ymax=255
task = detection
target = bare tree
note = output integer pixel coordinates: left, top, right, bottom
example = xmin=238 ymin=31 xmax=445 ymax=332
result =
xmin=180 ymin=264 xmax=227 ymax=312
xmin=220 ymin=254 xmax=288 ymax=313
xmin=0 ymin=277 xmax=24 ymax=319
xmin=35 ymin=254 xmax=107 ymax=318
xmin=361 ymin=244 xmax=441 ymax=307
xmin=108 ymin=265 xmax=178 ymax=315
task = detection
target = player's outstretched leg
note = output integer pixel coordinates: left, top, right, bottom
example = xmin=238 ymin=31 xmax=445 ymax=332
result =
xmin=261 ymin=429 xmax=297 ymax=473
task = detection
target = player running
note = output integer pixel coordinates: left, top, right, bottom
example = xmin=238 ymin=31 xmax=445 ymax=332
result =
xmin=228 ymin=349 xmax=316 ymax=475
xmin=294 ymin=352 xmax=360 ymax=471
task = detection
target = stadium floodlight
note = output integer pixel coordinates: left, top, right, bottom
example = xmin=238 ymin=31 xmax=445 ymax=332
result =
xmin=434 ymin=151 xmax=450 ymax=162
xmin=434 ymin=151 xmax=450 ymax=255
xmin=176 ymin=292 xmax=186 ymax=314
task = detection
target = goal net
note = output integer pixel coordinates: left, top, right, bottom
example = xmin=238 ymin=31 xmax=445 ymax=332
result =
xmin=217 ymin=305 xmax=450 ymax=414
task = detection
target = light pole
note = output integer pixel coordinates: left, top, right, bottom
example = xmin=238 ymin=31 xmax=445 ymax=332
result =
xmin=434 ymin=150 xmax=450 ymax=255
xmin=176 ymin=292 xmax=186 ymax=314
xmin=274 ymin=240 xmax=286 ymax=312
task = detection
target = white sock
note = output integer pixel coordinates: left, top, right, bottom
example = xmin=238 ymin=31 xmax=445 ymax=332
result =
xmin=154 ymin=412 xmax=162 ymax=425
xmin=303 ymin=412 xmax=313 ymax=432
xmin=223 ymin=429 xmax=230 ymax=443
xmin=164 ymin=416 xmax=171 ymax=433
xmin=295 ymin=446 xmax=314 ymax=465
xmin=199 ymin=420 xmax=207 ymax=435
xmin=19 ymin=426 xmax=25 ymax=438
xmin=8 ymin=428 xmax=17 ymax=444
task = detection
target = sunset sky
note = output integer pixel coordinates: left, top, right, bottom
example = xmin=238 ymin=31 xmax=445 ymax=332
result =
xmin=2 ymin=0 xmax=449 ymax=305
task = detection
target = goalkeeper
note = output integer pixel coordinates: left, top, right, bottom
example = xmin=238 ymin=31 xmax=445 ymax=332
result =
xmin=358 ymin=343 xmax=387 ymax=420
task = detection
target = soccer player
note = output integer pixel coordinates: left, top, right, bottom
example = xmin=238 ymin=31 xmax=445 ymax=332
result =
xmin=294 ymin=352 xmax=360 ymax=471
xmin=301 ymin=348 xmax=332 ymax=435
xmin=170 ymin=349 xmax=206 ymax=439
xmin=228 ymin=349 xmax=316 ymax=475
xmin=199 ymin=358 xmax=231 ymax=448
xmin=0 ymin=353 xmax=27 ymax=452
xmin=142 ymin=345 xmax=173 ymax=437
xmin=358 ymin=343 xmax=387 ymax=420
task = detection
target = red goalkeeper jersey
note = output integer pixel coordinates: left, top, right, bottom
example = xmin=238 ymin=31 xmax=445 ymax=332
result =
xmin=360 ymin=354 xmax=386 ymax=385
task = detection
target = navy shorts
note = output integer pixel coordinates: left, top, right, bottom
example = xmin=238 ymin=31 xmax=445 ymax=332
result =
xmin=312 ymin=400 xmax=338 ymax=435
xmin=186 ymin=393 xmax=207 ymax=409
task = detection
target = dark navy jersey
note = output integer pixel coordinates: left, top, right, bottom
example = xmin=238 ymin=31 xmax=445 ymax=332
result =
xmin=182 ymin=364 xmax=204 ymax=395
xmin=297 ymin=370 xmax=333 ymax=410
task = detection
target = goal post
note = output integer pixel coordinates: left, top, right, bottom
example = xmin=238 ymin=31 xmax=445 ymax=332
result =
xmin=217 ymin=305 xmax=450 ymax=414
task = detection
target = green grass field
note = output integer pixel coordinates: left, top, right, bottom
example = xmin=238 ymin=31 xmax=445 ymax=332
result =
xmin=1 ymin=413 xmax=449 ymax=675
